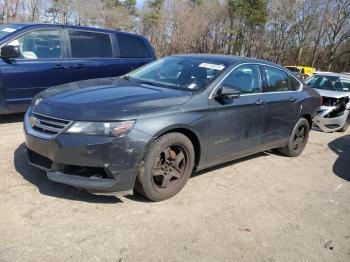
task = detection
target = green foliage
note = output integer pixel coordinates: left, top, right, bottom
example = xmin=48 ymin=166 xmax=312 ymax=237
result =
xmin=143 ymin=12 xmax=160 ymax=24
xmin=147 ymin=0 xmax=164 ymax=12
xmin=190 ymin=0 xmax=202 ymax=7
xmin=124 ymin=0 xmax=137 ymax=15
xmin=227 ymin=0 xmax=267 ymax=27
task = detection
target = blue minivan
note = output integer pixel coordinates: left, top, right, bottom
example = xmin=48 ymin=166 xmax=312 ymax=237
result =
xmin=0 ymin=23 xmax=156 ymax=114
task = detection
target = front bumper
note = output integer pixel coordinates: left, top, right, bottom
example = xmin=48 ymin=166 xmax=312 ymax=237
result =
xmin=313 ymin=106 xmax=350 ymax=132
xmin=24 ymin=110 xmax=152 ymax=196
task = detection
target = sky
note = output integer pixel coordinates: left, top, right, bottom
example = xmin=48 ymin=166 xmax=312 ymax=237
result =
xmin=136 ymin=0 xmax=146 ymax=9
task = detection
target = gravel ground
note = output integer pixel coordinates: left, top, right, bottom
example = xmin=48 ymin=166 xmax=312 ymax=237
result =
xmin=0 ymin=114 xmax=349 ymax=262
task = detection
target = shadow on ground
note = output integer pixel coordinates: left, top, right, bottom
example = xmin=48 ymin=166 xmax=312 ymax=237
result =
xmin=14 ymin=143 xmax=122 ymax=204
xmin=0 ymin=113 xmax=24 ymax=124
xmin=192 ymin=152 xmax=269 ymax=178
xmin=14 ymin=142 xmax=271 ymax=203
xmin=328 ymin=135 xmax=350 ymax=182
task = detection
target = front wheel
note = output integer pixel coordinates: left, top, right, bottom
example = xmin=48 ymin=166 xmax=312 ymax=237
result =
xmin=278 ymin=118 xmax=310 ymax=157
xmin=135 ymin=133 xmax=195 ymax=201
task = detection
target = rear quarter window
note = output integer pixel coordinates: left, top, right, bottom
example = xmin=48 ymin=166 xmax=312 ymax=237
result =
xmin=264 ymin=66 xmax=296 ymax=92
xmin=290 ymin=75 xmax=301 ymax=90
xmin=68 ymin=30 xmax=113 ymax=58
xmin=117 ymin=34 xmax=151 ymax=58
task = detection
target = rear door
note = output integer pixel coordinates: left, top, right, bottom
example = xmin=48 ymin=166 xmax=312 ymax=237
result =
xmin=65 ymin=29 xmax=118 ymax=82
xmin=0 ymin=27 xmax=71 ymax=112
xmin=260 ymin=65 xmax=302 ymax=147
xmin=116 ymin=33 xmax=155 ymax=75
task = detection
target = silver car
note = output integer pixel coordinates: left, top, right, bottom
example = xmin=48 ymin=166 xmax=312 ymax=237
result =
xmin=306 ymin=72 xmax=350 ymax=132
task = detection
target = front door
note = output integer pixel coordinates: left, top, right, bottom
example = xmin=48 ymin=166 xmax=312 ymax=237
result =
xmin=206 ymin=64 xmax=266 ymax=164
xmin=0 ymin=28 xmax=70 ymax=112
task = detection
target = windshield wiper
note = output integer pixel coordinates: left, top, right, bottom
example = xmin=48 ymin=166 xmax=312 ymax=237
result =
xmin=122 ymin=76 xmax=158 ymax=86
xmin=121 ymin=75 xmax=130 ymax=80
xmin=122 ymin=76 xmax=180 ymax=89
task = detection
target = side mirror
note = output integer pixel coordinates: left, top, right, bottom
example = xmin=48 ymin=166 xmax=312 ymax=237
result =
xmin=0 ymin=45 xmax=20 ymax=59
xmin=216 ymin=85 xmax=241 ymax=99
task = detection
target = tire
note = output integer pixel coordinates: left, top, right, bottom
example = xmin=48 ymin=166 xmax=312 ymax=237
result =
xmin=135 ymin=133 xmax=195 ymax=201
xmin=338 ymin=112 xmax=350 ymax=132
xmin=278 ymin=118 xmax=310 ymax=157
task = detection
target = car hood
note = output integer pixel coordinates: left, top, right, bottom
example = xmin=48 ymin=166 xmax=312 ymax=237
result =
xmin=314 ymin=88 xmax=350 ymax=99
xmin=33 ymin=77 xmax=193 ymax=121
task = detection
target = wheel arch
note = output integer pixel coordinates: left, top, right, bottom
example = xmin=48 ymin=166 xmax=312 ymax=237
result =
xmin=155 ymin=126 xmax=202 ymax=170
xmin=301 ymin=113 xmax=313 ymax=129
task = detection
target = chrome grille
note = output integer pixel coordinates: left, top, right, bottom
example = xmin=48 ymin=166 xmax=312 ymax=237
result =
xmin=29 ymin=112 xmax=71 ymax=137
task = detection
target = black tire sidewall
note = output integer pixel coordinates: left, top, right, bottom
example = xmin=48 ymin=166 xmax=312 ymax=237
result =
xmin=137 ymin=133 xmax=195 ymax=201
xmin=284 ymin=118 xmax=310 ymax=157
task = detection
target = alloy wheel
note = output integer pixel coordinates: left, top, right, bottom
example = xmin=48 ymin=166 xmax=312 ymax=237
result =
xmin=151 ymin=145 xmax=189 ymax=193
xmin=293 ymin=125 xmax=307 ymax=151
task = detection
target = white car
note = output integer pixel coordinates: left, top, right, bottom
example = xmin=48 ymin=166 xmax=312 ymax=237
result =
xmin=306 ymin=72 xmax=350 ymax=132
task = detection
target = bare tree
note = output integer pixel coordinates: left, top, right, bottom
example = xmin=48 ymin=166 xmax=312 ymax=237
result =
xmin=0 ymin=0 xmax=349 ymax=72
xmin=325 ymin=0 xmax=350 ymax=70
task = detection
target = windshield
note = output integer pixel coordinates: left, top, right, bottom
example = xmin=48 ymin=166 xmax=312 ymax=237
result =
xmin=286 ymin=67 xmax=301 ymax=73
xmin=125 ymin=56 xmax=228 ymax=91
xmin=306 ymin=75 xmax=350 ymax=92
xmin=0 ymin=24 xmax=23 ymax=40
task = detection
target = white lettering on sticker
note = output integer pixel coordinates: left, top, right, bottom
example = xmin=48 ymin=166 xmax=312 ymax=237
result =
xmin=199 ymin=63 xmax=225 ymax=71
xmin=2 ymin=28 xmax=16 ymax=33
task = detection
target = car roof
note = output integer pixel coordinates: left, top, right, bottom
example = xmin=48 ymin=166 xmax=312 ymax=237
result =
xmin=285 ymin=66 xmax=314 ymax=69
xmin=9 ymin=22 xmax=144 ymax=39
xmin=173 ymin=54 xmax=284 ymax=68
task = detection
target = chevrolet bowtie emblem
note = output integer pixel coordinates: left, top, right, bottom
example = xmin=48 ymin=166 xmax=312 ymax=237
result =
xmin=29 ymin=116 xmax=39 ymax=127
xmin=34 ymin=98 xmax=42 ymax=106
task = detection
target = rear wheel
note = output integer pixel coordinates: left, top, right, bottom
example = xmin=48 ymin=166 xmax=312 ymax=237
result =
xmin=278 ymin=118 xmax=310 ymax=157
xmin=135 ymin=133 xmax=195 ymax=201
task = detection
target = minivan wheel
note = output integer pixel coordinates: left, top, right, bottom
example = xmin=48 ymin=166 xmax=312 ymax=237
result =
xmin=135 ymin=133 xmax=195 ymax=201
xmin=278 ymin=118 xmax=310 ymax=157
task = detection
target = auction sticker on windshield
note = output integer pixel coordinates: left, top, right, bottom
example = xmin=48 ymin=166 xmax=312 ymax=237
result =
xmin=199 ymin=63 xmax=225 ymax=71
xmin=1 ymin=28 xmax=16 ymax=33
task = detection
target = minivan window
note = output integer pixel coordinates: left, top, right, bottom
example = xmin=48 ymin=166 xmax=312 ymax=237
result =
xmin=117 ymin=34 xmax=150 ymax=58
xmin=264 ymin=66 xmax=295 ymax=92
xmin=0 ymin=24 xmax=23 ymax=40
xmin=8 ymin=29 xmax=62 ymax=59
xmin=68 ymin=30 xmax=113 ymax=58
xmin=221 ymin=64 xmax=261 ymax=94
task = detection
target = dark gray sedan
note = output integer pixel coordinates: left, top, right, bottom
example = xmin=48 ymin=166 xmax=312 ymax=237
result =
xmin=24 ymin=54 xmax=321 ymax=201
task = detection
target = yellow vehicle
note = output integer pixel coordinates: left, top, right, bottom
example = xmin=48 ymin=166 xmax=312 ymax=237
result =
xmin=285 ymin=66 xmax=316 ymax=79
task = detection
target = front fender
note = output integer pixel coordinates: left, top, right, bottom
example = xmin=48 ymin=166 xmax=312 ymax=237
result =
xmin=0 ymin=66 xmax=9 ymax=114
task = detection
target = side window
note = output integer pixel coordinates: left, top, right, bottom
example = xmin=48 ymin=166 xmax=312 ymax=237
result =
xmin=264 ymin=66 xmax=295 ymax=92
xmin=221 ymin=64 xmax=261 ymax=94
xmin=290 ymin=76 xmax=301 ymax=90
xmin=68 ymin=30 xmax=113 ymax=58
xmin=117 ymin=34 xmax=150 ymax=58
xmin=8 ymin=29 xmax=62 ymax=59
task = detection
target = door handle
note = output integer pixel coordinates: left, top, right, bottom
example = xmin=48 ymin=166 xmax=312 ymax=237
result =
xmin=53 ymin=64 xmax=67 ymax=69
xmin=289 ymin=97 xmax=297 ymax=103
xmin=256 ymin=99 xmax=265 ymax=106
xmin=71 ymin=64 xmax=85 ymax=69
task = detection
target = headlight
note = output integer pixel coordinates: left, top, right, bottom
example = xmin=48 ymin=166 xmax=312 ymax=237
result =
xmin=66 ymin=121 xmax=135 ymax=137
